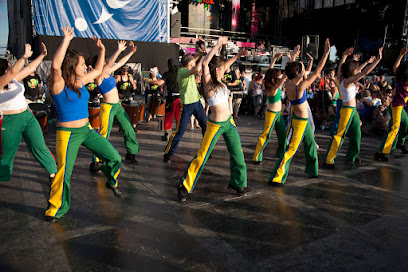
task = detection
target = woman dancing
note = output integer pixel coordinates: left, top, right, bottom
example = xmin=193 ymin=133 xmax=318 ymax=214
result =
xmin=324 ymin=47 xmax=382 ymax=168
xmin=0 ymin=43 xmax=57 ymax=182
xmin=45 ymin=27 xmax=122 ymax=222
xmin=375 ymin=48 xmax=408 ymax=161
xmin=269 ymin=39 xmax=330 ymax=185
xmin=177 ymin=36 xmax=247 ymax=202
xmin=252 ymin=52 xmax=288 ymax=164
xmin=90 ymin=40 xmax=139 ymax=172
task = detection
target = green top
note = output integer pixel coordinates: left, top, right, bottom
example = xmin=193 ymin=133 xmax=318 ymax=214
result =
xmin=178 ymin=68 xmax=201 ymax=105
xmin=267 ymin=88 xmax=282 ymax=104
xmin=333 ymin=91 xmax=339 ymax=105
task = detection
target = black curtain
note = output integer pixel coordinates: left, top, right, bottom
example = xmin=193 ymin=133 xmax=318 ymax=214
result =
xmin=7 ymin=0 xmax=33 ymax=58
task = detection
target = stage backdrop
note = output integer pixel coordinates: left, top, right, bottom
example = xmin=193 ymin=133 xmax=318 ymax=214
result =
xmin=32 ymin=0 xmax=169 ymax=43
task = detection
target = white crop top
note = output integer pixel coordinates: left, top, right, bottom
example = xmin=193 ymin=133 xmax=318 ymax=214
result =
xmin=339 ymin=79 xmax=357 ymax=103
xmin=207 ymin=84 xmax=230 ymax=107
xmin=0 ymin=79 xmax=28 ymax=111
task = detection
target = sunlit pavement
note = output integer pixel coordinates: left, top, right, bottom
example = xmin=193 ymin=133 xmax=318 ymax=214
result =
xmin=1 ymin=115 xmax=408 ymax=271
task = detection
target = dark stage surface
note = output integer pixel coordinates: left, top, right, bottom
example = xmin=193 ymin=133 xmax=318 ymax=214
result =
xmin=1 ymin=115 xmax=408 ymax=271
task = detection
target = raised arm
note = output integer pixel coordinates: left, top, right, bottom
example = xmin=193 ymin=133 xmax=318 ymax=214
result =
xmin=357 ymin=56 xmax=375 ymax=73
xmin=14 ymin=43 xmax=47 ymax=82
xmin=304 ymin=52 xmax=314 ymax=77
xmin=288 ymin=45 xmax=301 ymax=62
xmin=106 ymin=40 xmax=127 ymax=68
xmin=393 ymin=48 xmax=408 ymax=75
xmin=79 ymin=36 xmax=105 ymax=84
xmin=299 ymin=38 xmax=331 ymax=89
xmin=202 ymin=36 xmax=228 ymax=93
xmin=344 ymin=47 xmax=383 ymax=85
xmin=337 ymin=47 xmax=354 ymax=79
xmin=109 ymin=42 xmax=137 ymax=73
xmin=269 ymin=53 xmax=283 ymax=69
xmin=50 ymin=26 xmax=74 ymax=95
xmin=0 ymin=44 xmax=32 ymax=90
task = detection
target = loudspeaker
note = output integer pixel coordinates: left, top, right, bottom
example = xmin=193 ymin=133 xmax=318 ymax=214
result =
xmin=171 ymin=11 xmax=181 ymax=38
xmin=302 ymin=35 xmax=319 ymax=60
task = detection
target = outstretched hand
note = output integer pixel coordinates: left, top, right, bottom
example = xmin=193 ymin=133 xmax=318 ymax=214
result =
xmin=117 ymin=40 xmax=127 ymax=52
xmin=367 ymin=56 xmax=376 ymax=64
xmin=61 ymin=26 xmax=74 ymax=41
xmin=293 ymin=45 xmax=301 ymax=58
xmin=274 ymin=53 xmax=283 ymax=59
xmin=40 ymin=42 xmax=47 ymax=56
xmin=93 ymin=36 xmax=105 ymax=50
xmin=324 ymin=38 xmax=330 ymax=54
xmin=23 ymin=44 xmax=33 ymax=59
xmin=352 ymin=53 xmax=360 ymax=61
xmin=129 ymin=41 xmax=137 ymax=53
xmin=343 ymin=47 xmax=354 ymax=56
xmin=217 ymin=36 xmax=228 ymax=46
xmin=239 ymin=48 xmax=249 ymax=57
xmin=298 ymin=61 xmax=305 ymax=78
xmin=378 ymin=47 xmax=383 ymax=59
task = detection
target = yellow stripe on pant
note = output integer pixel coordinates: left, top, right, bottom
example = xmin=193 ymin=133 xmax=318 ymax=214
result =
xmin=380 ymin=106 xmax=403 ymax=154
xmin=165 ymin=104 xmax=184 ymax=154
xmin=100 ymin=103 xmax=114 ymax=139
xmin=182 ymin=121 xmax=221 ymax=192
xmin=325 ymin=107 xmax=354 ymax=164
xmin=253 ymin=111 xmax=278 ymax=161
xmin=46 ymin=130 xmax=72 ymax=217
xmin=272 ymin=118 xmax=308 ymax=184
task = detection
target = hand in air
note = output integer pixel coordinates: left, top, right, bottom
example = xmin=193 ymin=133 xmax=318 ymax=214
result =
xmin=61 ymin=26 xmax=74 ymax=41
xmin=293 ymin=45 xmax=301 ymax=58
xmin=274 ymin=53 xmax=283 ymax=59
xmin=378 ymin=47 xmax=383 ymax=59
xmin=217 ymin=36 xmax=228 ymax=45
xmin=40 ymin=42 xmax=47 ymax=57
xmin=93 ymin=36 xmax=105 ymax=50
xmin=306 ymin=52 xmax=313 ymax=60
xmin=367 ymin=56 xmax=376 ymax=64
xmin=352 ymin=53 xmax=360 ymax=62
xmin=343 ymin=47 xmax=354 ymax=56
xmin=400 ymin=48 xmax=408 ymax=56
xmin=129 ymin=41 xmax=137 ymax=53
xmin=239 ymin=48 xmax=249 ymax=57
xmin=324 ymin=38 xmax=330 ymax=54
xmin=117 ymin=40 xmax=127 ymax=52
xmin=23 ymin=44 xmax=33 ymax=59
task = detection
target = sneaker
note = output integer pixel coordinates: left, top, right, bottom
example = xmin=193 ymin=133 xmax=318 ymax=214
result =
xmin=161 ymin=133 xmax=169 ymax=141
xmin=268 ymin=180 xmax=283 ymax=186
xmin=163 ymin=153 xmax=171 ymax=163
xmin=253 ymin=161 xmax=262 ymax=165
xmin=106 ymin=182 xmax=124 ymax=198
xmin=322 ymin=163 xmax=335 ymax=169
xmin=346 ymin=157 xmax=363 ymax=163
xmin=396 ymin=143 xmax=408 ymax=154
xmin=227 ymin=184 xmax=246 ymax=196
xmin=374 ymin=152 xmax=388 ymax=162
xmin=45 ymin=216 xmax=58 ymax=222
xmin=90 ymin=162 xmax=100 ymax=173
xmin=125 ymin=153 xmax=138 ymax=165
xmin=177 ymin=184 xmax=187 ymax=202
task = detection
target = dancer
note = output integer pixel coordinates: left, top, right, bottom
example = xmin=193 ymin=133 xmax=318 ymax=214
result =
xmin=324 ymin=47 xmax=382 ymax=168
xmin=45 ymin=27 xmax=122 ymax=222
xmin=375 ymin=48 xmax=408 ymax=161
xmin=269 ymin=39 xmax=330 ymax=185
xmin=147 ymin=59 xmax=181 ymax=141
xmin=177 ymin=36 xmax=248 ymax=202
xmin=90 ymin=40 xmax=139 ymax=172
xmin=163 ymin=49 xmax=207 ymax=162
xmin=0 ymin=43 xmax=57 ymax=182
xmin=252 ymin=52 xmax=288 ymax=164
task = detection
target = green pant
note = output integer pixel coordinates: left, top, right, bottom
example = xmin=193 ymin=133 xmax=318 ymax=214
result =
xmin=93 ymin=102 xmax=139 ymax=162
xmin=180 ymin=116 xmax=247 ymax=193
xmin=46 ymin=123 xmax=121 ymax=218
xmin=270 ymin=114 xmax=318 ymax=184
xmin=253 ymin=110 xmax=287 ymax=162
xmin=325 ymin=106 xmax=361 ymax=164
xmin=0 ymin=109 xmax=57 ymax=181
xmin=378 ymin=106 xmax=408 ymax=154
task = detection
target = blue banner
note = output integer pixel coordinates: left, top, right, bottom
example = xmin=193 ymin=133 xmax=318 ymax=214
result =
xmin=32 ymin=0 xmax=169 ymax=43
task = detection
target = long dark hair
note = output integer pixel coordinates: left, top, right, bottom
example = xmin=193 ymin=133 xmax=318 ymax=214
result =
xmin=340 ymin=60 xmax=359 ymax=80
xmin=264 ymin=68 xmax=282 ymax=91
xmin=285 ymin=62 xmax=301 ymax=80
xmin=164 ymin=58 xmax=179 ymax=92
xmin=208 ymin=55 xmax=225 ymax=89
xmin=396 ymin=62 xmax=408 ymax=83
xmin=0 ymin=59 xmax=9 ymax=90
xmin=62 ymin=50 xmax=83 ymax=98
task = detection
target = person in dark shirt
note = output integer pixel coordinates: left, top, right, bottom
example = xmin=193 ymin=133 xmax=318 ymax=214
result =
xmin=23 ymin=72 xmax=42 ymax=102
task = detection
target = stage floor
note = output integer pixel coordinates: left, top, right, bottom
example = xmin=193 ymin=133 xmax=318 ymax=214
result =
xmin=1 ymin=115 xmax=408 ymax=271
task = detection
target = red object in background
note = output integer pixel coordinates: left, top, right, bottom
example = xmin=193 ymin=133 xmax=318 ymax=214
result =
xmin=319 ymin=78 xmax=325 ymax=90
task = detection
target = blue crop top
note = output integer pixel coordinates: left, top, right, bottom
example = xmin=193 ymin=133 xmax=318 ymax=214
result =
xmin=52 ymin=83 xmax=90 ymax=122
xmin=98 ymin=74 xmax=116 ymax=95
xmin=290 ymin=86 xmax=307 ymax=105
